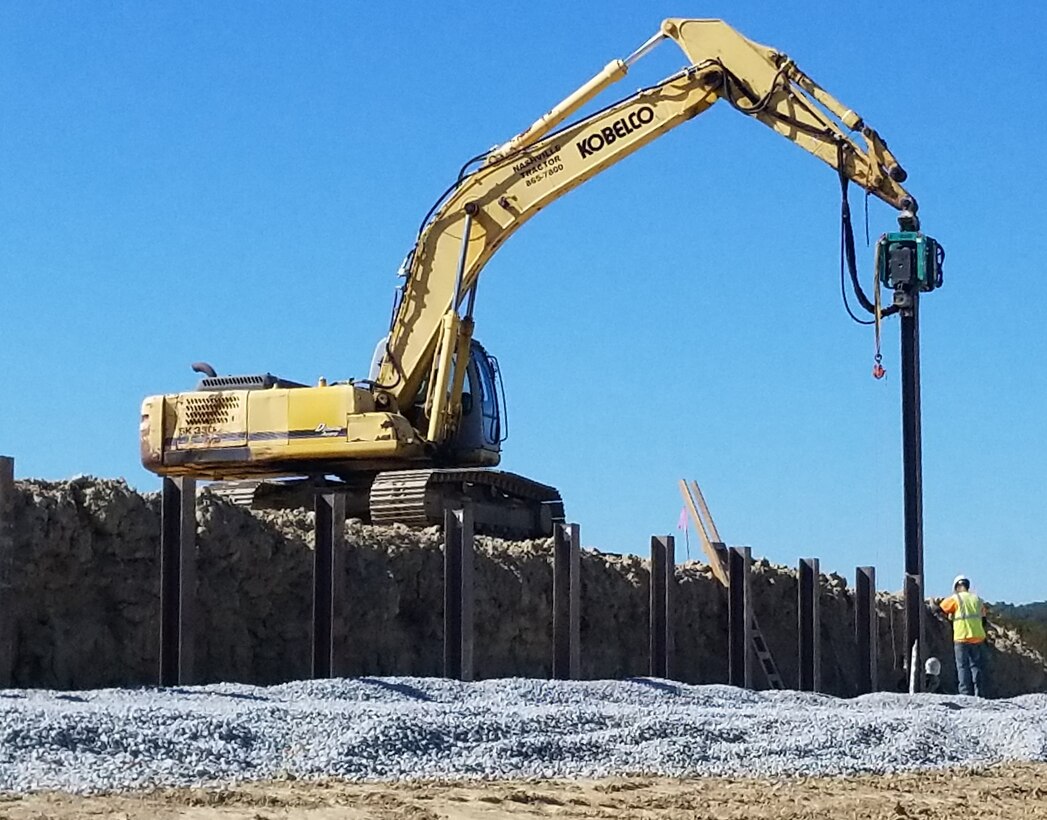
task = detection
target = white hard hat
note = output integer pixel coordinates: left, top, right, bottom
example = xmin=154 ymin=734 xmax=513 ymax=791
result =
xmin=924 ymin=657 xmax=941 ymax=676
xmin=953 ymin=574 xmax=970 ymax=587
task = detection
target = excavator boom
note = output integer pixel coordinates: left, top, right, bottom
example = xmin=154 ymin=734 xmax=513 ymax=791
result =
xmin=377 ymin=18 xmax=915 ymax=428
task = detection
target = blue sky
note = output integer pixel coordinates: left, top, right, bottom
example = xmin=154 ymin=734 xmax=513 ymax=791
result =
xmin=2 ymin=2 xmax=1045 ymax=603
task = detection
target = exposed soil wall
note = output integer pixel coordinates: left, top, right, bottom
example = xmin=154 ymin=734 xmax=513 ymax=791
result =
xmin=4 ymin=478 xmax=1045 ymax=696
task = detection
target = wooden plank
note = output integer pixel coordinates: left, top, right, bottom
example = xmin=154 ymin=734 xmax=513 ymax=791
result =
xmin=677 ymin=479 xmax=725 ymax=584
xmin=690 ymin=479 xmax=724 ymax=542
xmin=679 ymin=478 xmax=784 ymax=690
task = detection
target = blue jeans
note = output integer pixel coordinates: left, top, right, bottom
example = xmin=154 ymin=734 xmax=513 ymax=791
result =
xmin=954 ymin=642 xmax=986 ymax=697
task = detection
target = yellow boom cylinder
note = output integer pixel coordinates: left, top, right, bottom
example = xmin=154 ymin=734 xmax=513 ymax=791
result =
xmin=488 ymin=59 xmax=628 ymax=162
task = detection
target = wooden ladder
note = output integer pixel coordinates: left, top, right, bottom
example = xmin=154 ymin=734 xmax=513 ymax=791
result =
xmin=679 ymin=478 xmax=785 ymax=690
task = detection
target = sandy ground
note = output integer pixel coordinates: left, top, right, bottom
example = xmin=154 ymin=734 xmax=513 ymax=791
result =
xmin=2 ymin=763 xmax=1046 ymax=820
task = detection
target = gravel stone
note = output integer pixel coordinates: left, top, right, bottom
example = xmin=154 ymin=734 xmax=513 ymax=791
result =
xmin=1 ymin=678 xmax=1045 ymax=793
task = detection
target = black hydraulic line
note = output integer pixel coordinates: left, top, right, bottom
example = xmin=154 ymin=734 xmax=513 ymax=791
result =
xmin=413 ymin=151 xmax=492 ymax=240
xmin=840 ymin=193 xmax=873 ymax=314
xmin=864 ymin=190 xmax=871 ymax=246
xmin=839 ymin=216 xmax=875 ymax=326
xmin=359 ymin=337 xmax=404 ymax=392
xmin=719 ymin=61 xmax=790 ymax=114
xmin=836 ymin=145 xmax=899 ymax=325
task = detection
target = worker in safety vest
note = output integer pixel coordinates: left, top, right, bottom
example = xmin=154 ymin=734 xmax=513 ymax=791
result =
xmin=939 ymin=574 xmax=988 ymax=697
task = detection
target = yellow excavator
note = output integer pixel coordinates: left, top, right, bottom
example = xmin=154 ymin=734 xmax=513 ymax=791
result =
xmin=140 ymin=18 xmax=923 ymax=537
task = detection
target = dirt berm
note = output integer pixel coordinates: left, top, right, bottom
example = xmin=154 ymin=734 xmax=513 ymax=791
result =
xmin=3 ymin=477 xmax=1045 ymax=695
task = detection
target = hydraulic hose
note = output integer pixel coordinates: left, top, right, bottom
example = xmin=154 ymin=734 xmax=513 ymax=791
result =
xmin=837 ymin=143 xmax=899 ymax=324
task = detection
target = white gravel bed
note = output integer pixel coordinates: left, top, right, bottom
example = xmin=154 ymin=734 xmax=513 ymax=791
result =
xmin=1 ymin=677 xmax=1045 ymax=793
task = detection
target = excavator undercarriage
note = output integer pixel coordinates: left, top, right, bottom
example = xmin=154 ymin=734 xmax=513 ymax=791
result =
xmin=209 ymin=468 xmax=564 ymax=539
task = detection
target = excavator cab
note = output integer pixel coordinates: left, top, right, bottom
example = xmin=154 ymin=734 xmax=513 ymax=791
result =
xmin=370 ymin=336 xmax=503 ymax=464
xmin=443 ymin=340 xmax=504 ymax=466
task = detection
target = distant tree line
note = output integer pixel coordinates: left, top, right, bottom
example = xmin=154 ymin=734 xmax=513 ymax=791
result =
xmin=989 ymin=601 xmax=1047 ymax=659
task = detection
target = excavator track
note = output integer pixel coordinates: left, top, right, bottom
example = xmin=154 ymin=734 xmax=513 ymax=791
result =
xmin=369 ymin=469 xmax=564 ymax=539
xmin=208 ymin=469 xmax=564 ymax=540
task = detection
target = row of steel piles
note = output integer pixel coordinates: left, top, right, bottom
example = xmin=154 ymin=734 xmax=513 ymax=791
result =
xmin=154 ymin=478 xmax=589 ymax=686
xmin=152 ymin=476 xmax=879 ymax=691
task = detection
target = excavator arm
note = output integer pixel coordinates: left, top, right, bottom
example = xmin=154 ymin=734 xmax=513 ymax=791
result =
xmin=377 ymin=18 xmax=916 ymax=442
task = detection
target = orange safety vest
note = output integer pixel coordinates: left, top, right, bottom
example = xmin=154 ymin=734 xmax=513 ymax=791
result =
xmin=941 ymin=591 xmax=986 ymax=644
